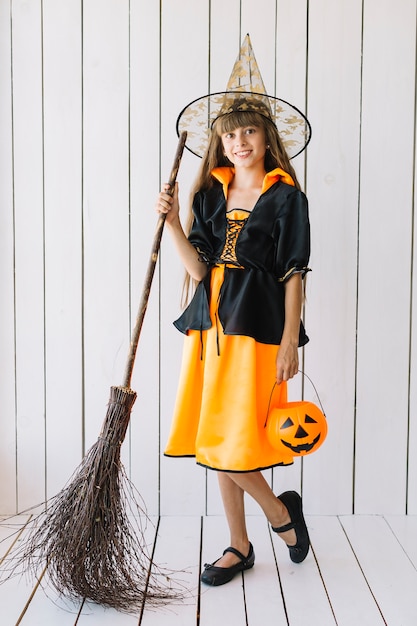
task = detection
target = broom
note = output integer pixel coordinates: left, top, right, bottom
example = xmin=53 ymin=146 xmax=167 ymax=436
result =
xmin=1 ymin=132 xmax=188 ymax=612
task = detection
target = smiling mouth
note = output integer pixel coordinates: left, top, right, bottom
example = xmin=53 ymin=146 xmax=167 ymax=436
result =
xmin=234 ymin=150 xmax=251 ymax=157
xmin=281 ymin=433 xmax=321 ymax=454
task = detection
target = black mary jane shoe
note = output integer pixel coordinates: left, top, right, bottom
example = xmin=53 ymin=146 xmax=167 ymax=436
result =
xmin=272 ymin=490 xmax=310 ymax=563
xmin=200 ymin=543 xmax=255 ymax=586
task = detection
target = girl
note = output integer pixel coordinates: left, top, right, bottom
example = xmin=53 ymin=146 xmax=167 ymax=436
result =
xmin=156 ymin=101 xmax=311 ymax=586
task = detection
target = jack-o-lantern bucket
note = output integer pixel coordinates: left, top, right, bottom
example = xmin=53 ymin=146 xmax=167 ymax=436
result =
xmin=266 ymin=399 xmax=327 ymax=457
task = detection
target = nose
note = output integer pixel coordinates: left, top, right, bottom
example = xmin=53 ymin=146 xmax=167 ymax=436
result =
xmin=294 ymin=425 xmax=309 ymax=439
xmin=234 ymin=130 xmax=247 ymax=146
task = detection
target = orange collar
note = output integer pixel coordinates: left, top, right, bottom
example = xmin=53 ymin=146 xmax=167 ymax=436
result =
xmin=211 ymin=167 xmax=295 ymax=199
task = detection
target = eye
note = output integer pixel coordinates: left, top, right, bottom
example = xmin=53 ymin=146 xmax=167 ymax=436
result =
xmin=281 ymin=417 xmax=294 ymax=429
xmin=305 ymin=414 xmax=318 ymax=424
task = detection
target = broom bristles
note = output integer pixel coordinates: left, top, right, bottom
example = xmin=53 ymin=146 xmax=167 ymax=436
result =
xmin=1 ymin=386 xmax=186 ymax=612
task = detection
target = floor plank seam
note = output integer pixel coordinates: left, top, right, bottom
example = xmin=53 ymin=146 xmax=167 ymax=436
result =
xmin=196 ymin=515 xmax=203 ymax=626
xmin=137 ymin=515 xmax=161 ymax=625
xmin=241 ymin=571 xmax=249 ymax=626
xmin=15 ymin=563 xmax=48 ymax=626
xmin=309 ymin=541 xmax=338 ymax=625
xmin=337 ymin=516 xmax=388 ymax=626
xmin=383 ymin=516 xmax=417 ymax=571
xmin=267 ymin=526 xmax=290 ymax=626
xmin=73 ymin=597 xmax=86 ymax=625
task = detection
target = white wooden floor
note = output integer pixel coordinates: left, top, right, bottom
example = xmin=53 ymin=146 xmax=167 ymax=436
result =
xmin=1 ymin=513 xmax=417 ymax=625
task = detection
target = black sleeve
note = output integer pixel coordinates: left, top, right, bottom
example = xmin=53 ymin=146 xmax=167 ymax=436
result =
xmin=274 ymin=189 xmax=311 ymax=281
xmin=187 ymin=192 xmax=215 ymax=264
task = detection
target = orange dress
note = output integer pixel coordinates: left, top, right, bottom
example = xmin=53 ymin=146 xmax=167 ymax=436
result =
xmin=164 ymin=207 xmax=295 ymax=472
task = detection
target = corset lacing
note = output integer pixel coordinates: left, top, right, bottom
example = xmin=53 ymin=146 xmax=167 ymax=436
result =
xmin=219 ymin=209 xmax=249 ymax=268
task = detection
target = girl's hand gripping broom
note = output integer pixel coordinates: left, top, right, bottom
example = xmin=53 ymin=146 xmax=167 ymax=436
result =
xmin=1 ymin=132 xmax=188 ymax=613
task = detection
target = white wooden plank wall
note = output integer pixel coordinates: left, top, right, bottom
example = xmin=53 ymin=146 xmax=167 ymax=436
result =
xmin=1 ymin=0 xmax=416 ymax=518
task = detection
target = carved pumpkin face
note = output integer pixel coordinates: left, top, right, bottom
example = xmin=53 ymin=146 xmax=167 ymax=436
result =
xmin=266 ymin=401 xmax=327 ymax=456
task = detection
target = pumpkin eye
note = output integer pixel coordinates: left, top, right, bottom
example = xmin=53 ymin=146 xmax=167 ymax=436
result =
xmin=281 ymin=417 xmax=294 ymax=429
xmin=305 ymin=414 xmax=317 ymax=424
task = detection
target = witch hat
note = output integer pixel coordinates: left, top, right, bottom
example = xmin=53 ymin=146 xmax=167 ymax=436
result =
xmin=176 ymin=34 xmax=311 ymax=159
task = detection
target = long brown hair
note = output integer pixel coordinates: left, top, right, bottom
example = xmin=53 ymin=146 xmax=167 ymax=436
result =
xmin=181 ymin=109 xmax=302 ymax=305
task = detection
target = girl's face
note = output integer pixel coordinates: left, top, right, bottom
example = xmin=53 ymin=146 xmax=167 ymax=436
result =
xmin=221 ymin=124 xmax=267 ymax=170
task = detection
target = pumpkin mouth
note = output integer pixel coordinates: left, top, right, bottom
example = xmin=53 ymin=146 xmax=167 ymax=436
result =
xmin=281 ymin=433 xmax=321 ymax=454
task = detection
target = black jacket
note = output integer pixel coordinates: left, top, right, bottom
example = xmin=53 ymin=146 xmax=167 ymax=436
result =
xmin=174 ymin=177 xmax=311 ymax=346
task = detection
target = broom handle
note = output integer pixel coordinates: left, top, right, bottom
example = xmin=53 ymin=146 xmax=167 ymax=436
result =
xmin=122 ymin=131 xmax=187 ymax=389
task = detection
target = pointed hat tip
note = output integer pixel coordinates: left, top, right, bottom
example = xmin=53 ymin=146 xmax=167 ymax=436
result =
xmin=226 ymin=32 xmax=265 ymax=93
